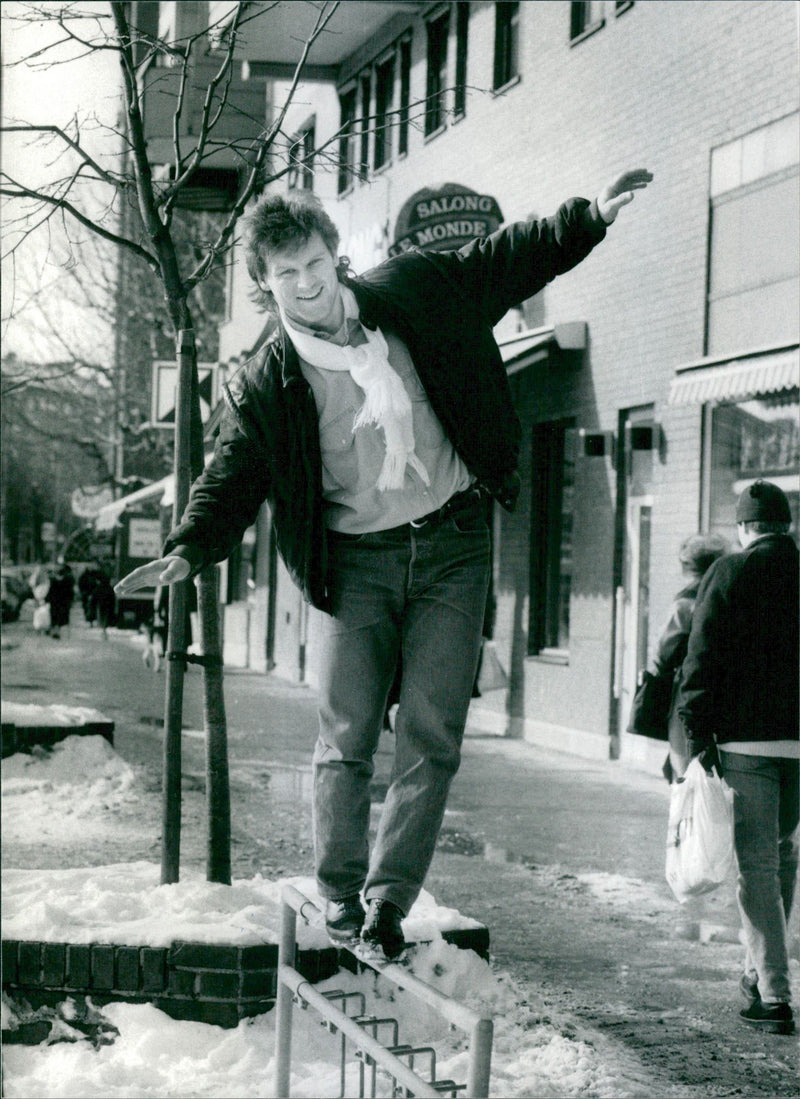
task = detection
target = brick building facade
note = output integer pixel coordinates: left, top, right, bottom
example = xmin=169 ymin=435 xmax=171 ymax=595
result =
xmin=206 ymin=1 xmax=798 ymax=771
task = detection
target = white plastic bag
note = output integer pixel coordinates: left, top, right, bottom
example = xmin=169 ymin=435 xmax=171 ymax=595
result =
xmin=33 ymin=602 xmax=51 ymax=633
xmin=665 ymin=756 xmax=734 ymax=903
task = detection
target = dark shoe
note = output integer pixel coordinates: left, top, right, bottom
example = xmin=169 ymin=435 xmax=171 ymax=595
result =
xmin=325 ymin=895 xmax=365 ymax=945
xmin=739 ymin=1000 xmax=795 ymax=1035
xmin=739 ymin=973 xmax=760 ymax=1008
xmin=361 ymin=899 xmax=406 ymax=959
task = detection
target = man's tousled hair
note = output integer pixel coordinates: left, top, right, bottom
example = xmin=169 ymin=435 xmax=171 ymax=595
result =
xmin=244 ymin=193 xmax=344 ymax=313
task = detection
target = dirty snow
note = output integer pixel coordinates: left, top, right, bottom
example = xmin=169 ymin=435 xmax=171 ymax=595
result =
xmin=1 ymin=732 xmax=684 ymax=1098
xmin=1 ymin=736 xmax=139 ymax=844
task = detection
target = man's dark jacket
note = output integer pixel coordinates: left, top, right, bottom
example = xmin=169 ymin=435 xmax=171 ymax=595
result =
xmin=165 ymin=198 xmax=607 ymax=612
xmin=676 ymin=533 xmax=799 ymax=756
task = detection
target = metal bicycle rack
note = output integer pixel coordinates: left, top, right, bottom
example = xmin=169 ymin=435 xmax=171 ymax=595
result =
xmin=274 ymin=884 xmax=494 ymax=1098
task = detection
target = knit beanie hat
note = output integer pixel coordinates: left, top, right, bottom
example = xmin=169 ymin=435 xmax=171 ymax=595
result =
xmin=735 ymin=479 xmax=791 ymax=524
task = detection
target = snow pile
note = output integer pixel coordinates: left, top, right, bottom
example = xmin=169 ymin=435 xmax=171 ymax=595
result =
xmin=1 ymin=736 xmax=138 ymax=845
xmin=1 ymin=701 xmax=112 ymax=727
xmin=1 ymin=862 xmax=481 ymax=951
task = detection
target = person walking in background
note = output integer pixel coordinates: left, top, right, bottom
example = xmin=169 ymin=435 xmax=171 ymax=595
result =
xmin=78 ymin=566 xmax=101 ymax=625
xmin=88 ymin=567 xmax=116 ymax=639
xmin=115 ymin=170 xmax=652 ymax=959
xmin=677 ymin=480 xmax=799 ymax=1036
xmin=45 ymin=562 xmax=74 ymax=640
xmin=631 ymin=533 xmax=728 ymax=782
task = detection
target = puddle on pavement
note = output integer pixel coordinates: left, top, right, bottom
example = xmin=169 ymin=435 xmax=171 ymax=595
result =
xmin=232 ymin=759 xmax=314 ymax=803
xmin=435 ymin=826 xmax=530 ymax=865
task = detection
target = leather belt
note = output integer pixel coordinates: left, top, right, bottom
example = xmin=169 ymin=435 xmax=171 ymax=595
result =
xmin=409 ymin=485 xmax=485 ymax=529
xmin=328 ymin=485 xmax=486 ymax=541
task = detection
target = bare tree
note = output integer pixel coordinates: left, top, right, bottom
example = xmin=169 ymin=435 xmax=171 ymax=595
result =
xmin=1 ymin=0 xmax=343 ymax=886
xmin=2 ymin=0 xmax=485 ymax=886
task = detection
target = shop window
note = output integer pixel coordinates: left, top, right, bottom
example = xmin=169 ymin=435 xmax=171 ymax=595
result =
xmin=494 ymin=2 xmax=519 ymax=89
xmin=529 ymin=420 xmax=577 ymax=656
xmin=570 ymin=0 xmax=605 ymax=43
xmin=337 ymin=88 xmax=357 ymax=195
xmin=454 ymin=1 xmax=470 ymax=118
xmin=398 ymin=35 xmax=412 ymax=156
xmin=425 ymin=9 xmax=450 ymax=136
xmin=707 ymin=113 xmax=799 ymax=355
xmin=706 ymin=389 xmax=799 ymax=546
xmin=287 ymin=121 xmax=315 ymax=192
xmin=373 ymin=54 xmax=395 ymax=171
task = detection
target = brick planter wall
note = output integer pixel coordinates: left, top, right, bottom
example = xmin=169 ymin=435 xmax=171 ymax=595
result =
xmin=2 ymin=926 xmax=489 ymax=1036
xmin=1 ymin=719 xmax=114 ymax=758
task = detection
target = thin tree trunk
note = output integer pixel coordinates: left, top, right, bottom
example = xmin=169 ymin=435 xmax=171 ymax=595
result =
xmin=197 ymin=567 xmax=231 ymax=884
xmin=161 ymin=328 xmax=194 ymax=884
xmin=186 ymin=330 xmax=231 ymax=885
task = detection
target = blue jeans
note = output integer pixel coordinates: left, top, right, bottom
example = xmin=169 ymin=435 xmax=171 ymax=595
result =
xmin=313 ymin=503 xmax=490 ymax=915
xmin=719 ymin=752 xmax=800 ymax=1004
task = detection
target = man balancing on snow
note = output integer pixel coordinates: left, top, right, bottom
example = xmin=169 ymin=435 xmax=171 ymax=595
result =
xmin=116 ymin=169 xmax=652 ymax=959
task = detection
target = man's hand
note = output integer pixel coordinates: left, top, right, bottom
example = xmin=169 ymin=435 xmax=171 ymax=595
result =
xmin=696 ymin=743 xmax=722 ymax=778
xmin=114 ymin=555 xmax=190 ymax=596
xmin=597 ymin=168 xmax=653 ymax=224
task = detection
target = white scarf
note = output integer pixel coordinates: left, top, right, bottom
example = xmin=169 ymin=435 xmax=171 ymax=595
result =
xmin=280 ymin=286 xmax=430 ymax=491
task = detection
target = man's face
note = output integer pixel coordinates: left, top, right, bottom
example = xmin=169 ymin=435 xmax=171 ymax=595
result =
xmin=261 ymin=231 xmax=344 ymax=334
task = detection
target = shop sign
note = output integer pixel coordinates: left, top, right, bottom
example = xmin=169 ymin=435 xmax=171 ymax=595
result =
xmin=127 ymin=518 xmax=162 ymax=559
xmin=389 ymin=184 xmax=503 ymax=257
xmin=71 ymin=485 xmax=115 ymax=519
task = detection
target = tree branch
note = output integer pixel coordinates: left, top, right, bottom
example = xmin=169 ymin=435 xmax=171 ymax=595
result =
xmin=0 ymin=178 xmax=159 ymax=273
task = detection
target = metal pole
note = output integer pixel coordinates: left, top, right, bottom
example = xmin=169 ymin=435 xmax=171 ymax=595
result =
xmin=275 ymin=899 xmax=297 ymax=1098
xmin=466 ymin=1016 xmax=494 ymax=1099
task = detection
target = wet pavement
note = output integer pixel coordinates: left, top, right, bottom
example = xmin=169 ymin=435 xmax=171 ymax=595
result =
xmin=2 ymin=608 xmax=798 ymax=1094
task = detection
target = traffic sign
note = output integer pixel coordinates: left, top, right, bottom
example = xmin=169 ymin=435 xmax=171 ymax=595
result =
xmin=152 ymin=361 xmax=219 ymax=427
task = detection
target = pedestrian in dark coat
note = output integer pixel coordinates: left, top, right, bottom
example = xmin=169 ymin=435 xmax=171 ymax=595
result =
xmin=88 ymin=568 xmax=116 ymax=638
xmin=46 ymin=563 xmax=74 ymax=639
xmin=677 ymin=480 xmax=799 ymax=1036
xmin=637 ymin=533 xmax=728 ymax=782
xmin=116 ymin=171 xmax=653 ymax=958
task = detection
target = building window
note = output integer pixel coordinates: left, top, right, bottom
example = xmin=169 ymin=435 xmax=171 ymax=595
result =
xmin=493 ymin=2 xmax=519 ymax=89
xmin=287 ymin=121 xmax=315 ymax=191
xmin=398 ymin=36 xmax=412 ymax=156
xmin=707 ymin=113 xmax=799 ymax=356
xmin=570 ymin=0 xmax=605 ymax=42
xmin=373 ymin=54 xmax=395 ymax=170
xmin=706 ymin=389 xmax=799 ymax=545
xmin=337 ymin=88 xmax=357 ymax=195
xmin=454 ymin=1 xmax=469 ymax=118
xmin=529 ymin=420 xmax=577 ymax=655
xmin=359 ymin=71 xmax=372 ymax=179
xmin=425 ymin=9 xmax=449 ymax=136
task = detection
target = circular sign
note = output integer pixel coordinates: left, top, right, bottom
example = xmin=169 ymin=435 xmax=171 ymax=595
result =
xmin=390 ymin=183 xmax=503 ymax=257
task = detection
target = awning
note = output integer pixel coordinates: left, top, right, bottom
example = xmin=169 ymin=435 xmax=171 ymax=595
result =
xmin=668 ymin=345 xmax=799 ymax=405
xmin=500 ymin=322 xmax=587 ymax=376
xmin=94 ymin=474 xmax=175 ymax=532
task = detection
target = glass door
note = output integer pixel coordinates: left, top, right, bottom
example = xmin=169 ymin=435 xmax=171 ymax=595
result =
xmin=614 ymin=408 xmax=656 ymax=740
